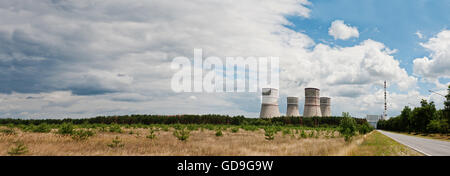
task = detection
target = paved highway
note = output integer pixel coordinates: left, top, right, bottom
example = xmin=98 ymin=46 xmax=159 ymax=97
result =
xmin=378 ymin=130 xmax=450 ymax=156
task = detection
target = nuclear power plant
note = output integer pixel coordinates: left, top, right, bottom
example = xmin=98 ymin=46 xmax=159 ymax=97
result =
xmin=286 ymin=97 xmax=300 ymax=117
xmin=259 ymin=87 xmax=331 ymax=118
xmin=259 ymin=88 xmax=281 ymax=118
xmin=320 ymin=97 xmax=331 ymax=117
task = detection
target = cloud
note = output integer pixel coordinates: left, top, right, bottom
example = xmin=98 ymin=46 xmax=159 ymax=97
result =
xmin=0 ymin=0 xmax=421 ymax=118
xmin=415 ymin=31 xmax=424 ymax=39
xmin=413 ymin=30 xmax=450 ymax=83
xmin=328 ymin=20 xmax=359 ymax=40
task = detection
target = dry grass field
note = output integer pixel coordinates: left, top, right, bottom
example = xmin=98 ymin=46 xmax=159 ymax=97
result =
xmin=0 ymin=126 xmax=421 ymax=156
xmin=0 ymin=127 xmax=359 ymax=156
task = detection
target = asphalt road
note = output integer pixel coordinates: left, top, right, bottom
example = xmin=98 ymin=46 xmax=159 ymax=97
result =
xmin=378 ymin=130 xmax=450 ymax=156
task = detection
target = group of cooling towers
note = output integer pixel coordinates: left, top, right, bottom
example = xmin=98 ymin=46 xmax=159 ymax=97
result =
xmin=260 ymin=88 xmax=331 ymax=118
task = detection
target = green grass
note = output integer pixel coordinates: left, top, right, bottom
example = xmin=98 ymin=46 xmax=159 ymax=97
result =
xmin=350 ymin=131 xmax=423 ymax=156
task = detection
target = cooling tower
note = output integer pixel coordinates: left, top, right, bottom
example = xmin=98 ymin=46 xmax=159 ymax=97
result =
xmin=260 ymin=88 xmax=280 ymax=118
xmin=286 ymin=97 xmax=300 ymax=117
xmin=320 ymin=97 xmax=331 ymax=117
xmin=303 ymin=88 xmax=322 ymax=117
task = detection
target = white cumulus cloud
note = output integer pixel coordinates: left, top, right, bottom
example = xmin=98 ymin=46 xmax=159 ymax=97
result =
xmin=328 ymin=20 xmax=359 ymax=40
xmin=413 ymin=30 xmax=450 ymax=83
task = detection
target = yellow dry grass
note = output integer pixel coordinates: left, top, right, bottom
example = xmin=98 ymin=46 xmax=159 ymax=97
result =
xmin=0 ymin=128 xmax=355 ymax=156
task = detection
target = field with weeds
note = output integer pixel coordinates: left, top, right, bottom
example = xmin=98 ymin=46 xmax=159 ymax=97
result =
xmin=0 ymin=123 xmax=360 ymax=156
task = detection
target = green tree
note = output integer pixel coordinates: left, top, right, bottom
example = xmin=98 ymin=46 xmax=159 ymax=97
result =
xmin=400 ymin=106 xmax=412 ymax=132
xmin=339 ymin=116 xmax=357 ymax=142
xmin=412 ymin=100 xmax=437 ymax=133
xmin=445 ymin=85 xmax=450 ymax=126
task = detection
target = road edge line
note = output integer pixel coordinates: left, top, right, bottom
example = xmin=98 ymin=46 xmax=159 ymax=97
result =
xmin=377 ymin=130 xmax=432 ymax=156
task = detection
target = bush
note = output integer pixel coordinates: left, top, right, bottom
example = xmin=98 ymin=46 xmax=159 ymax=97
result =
xmin=215 ymin=129 xmax=223 ymax=137
xmin=309 ymin=130 xmax=314 ymax=138
xmin=357 ymin=122 xmax=373 ymax=135
xmin=300 ymin=130 xmax=307 ymax=138
xmin=146 ymin=127 xmax=159 ymax=139
xmin=71 ymin=129 xmax=95 ymax=140
xmin=109 ymin=123 xmax=123 ymax=133
xmin=173 ymin=127 xmax=190 ymax=141
xmin=107 ymin=136 xmax=124 ymax=148
xmin=58 ymin=123 xmax=74 ymax=135
xmin=0 ymin=127 xmax=16 ymax=135
xmin=32 ymin=123 xmax=51 ymax=133
xmin=8 ymin=141 xmax=28 ymax=156
xmin=231 ymin=127 xmax=239 ymax=133
xmin=339 ymin=116 xmax=357 ymax=142
xmin=264 ymin=127 xmax=276 ymax=140
xmin=427 ymin=119 xmax=449 ymax=134
xmin=282 ymin=128 xmax=291 ymax=136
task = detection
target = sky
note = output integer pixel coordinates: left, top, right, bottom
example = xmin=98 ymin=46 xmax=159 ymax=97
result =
xmin=0 ymin=0 xmax=449 ymax=119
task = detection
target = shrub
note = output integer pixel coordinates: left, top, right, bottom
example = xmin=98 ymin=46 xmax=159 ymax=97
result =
xmin=427 ymin=119 xmax=449 ymax=134
xmin=242 ymin=125 xmax=258 ymax=131
xmin=71 ymin=129 xmax=95 ymax=140
xmin=300 ymin=130 xmax=307 ymax=138
xmin=58 ymin=123 xmax=74 ymax=135
xmin=161 ymin=125 xmax=169 ymax=131
xmin=187 ymin=125 xmax=198 ymax=131
xmin=173 ymin=127 xmax=190 ymax=141
xmin=339 ymin=116 xmax=357 ymax=142
xmin=98 ymin=124 xmax=108 ymax=132
xmin=357 ymin=122 xmax=373 ymax=135
xmin=0 ymin=127 xmax=16 ymax=135
xmin=264 ymin=127 xmax=276 ymax=140
xmin=109 ymin=124 xmax=122 ymax=133
xmin=8 ymin=141 xmax=28 ymax=156
xmin=231 ymin=127 xmax=239 ymax=133
xmin=32 ymin=123 xmax=51 ymax=133
xmin=146 ymin=127 xmax=160 ymax=139
xmin=107 ymin=136 xmax=124 ymax=148
xmin=215 ymin=129 xmax=223 ymax=137
xmin=282 ymin=128 xmax=291 ymax=136
xmin=309 ymin=130 xmax=314 ymax=138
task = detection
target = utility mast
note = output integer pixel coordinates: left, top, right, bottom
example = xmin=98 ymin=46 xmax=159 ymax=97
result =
xmin=383 ymin=80 xmax=387 ymax=120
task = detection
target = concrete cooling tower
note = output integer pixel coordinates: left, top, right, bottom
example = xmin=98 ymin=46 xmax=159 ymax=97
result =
xmin=303 ymin=88 xmax=322 ymax=117
xmin=286 ymin=97 xmax=300 ymax=117
xmin=320 ymin=97 xmax=331 ymax=117
xmin=260 ymin=88 xmax=280 ymax=118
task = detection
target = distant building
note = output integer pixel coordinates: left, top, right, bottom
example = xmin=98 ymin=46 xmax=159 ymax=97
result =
xmin=366 ymin=115 xmax=382 ymax=129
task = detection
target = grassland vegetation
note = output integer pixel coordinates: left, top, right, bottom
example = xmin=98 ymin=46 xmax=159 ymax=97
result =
xmin=0 ymin=115 xmax=379 ymax=155
xmin=8 ymin=141 xmax=28 ymax=156
xmin=0 ymin=127 xmax=16 ymax=135
xmin=71 ymin=129 xmax=95 ymax=141
xmin=349 ymin=131 xmax=422 ymax=156
xmin=146 ymin=127 xmax=159 ymax=139
xmin=173 ymin=127 xmax=190 ymax=141
xmin=57 ymin=123 xmax=74 ymax=135
xmin=107 ymin=136 xmax=124 ymax=148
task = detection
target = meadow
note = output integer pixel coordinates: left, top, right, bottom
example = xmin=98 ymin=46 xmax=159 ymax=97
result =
xmin=0 ymin=123 xmax=366 ymax=156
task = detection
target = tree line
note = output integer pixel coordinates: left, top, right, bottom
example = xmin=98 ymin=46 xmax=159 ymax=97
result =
xmin=377 ymin=85 xmax=450 ymax=134
xmin=0 ymin=114 xmax=367 ymax=127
